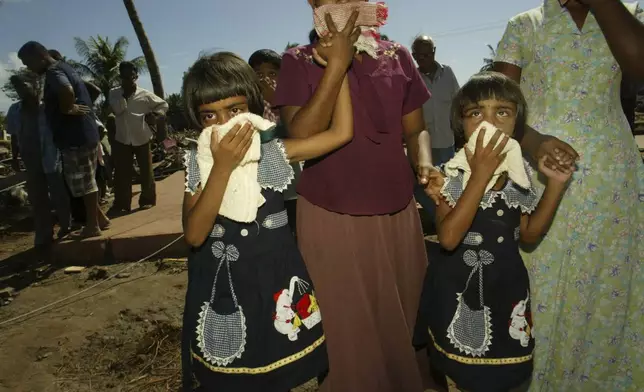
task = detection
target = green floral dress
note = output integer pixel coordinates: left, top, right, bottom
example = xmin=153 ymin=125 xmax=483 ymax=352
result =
xmin=495 ymin=1 xmax=644 ymax=391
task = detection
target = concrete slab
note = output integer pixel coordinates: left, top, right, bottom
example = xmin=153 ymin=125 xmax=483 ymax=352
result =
xmin=54 ymin=172 xmax=187 ymax=264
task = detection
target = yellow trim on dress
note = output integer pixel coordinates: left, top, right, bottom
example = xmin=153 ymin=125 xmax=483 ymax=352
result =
xmin=192 ymin=335 xmax=325 ymax=374
xmin=428 ymin=329 xmax=532 ymax=365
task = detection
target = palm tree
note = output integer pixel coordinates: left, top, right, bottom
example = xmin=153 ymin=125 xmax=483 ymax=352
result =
xmin=480 ymin=44 xmax=496 ymax=72
xmin=73 ymin=35 xmax=146 ymax=115
xmin=123 ymin=0 xmax=167 ymax=140
xmin=165 ymin=93 xmax=188 ymax=130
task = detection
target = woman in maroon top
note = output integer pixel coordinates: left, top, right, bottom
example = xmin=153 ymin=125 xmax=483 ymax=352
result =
xmin=273 ymin=5 xmax=435 ymax=392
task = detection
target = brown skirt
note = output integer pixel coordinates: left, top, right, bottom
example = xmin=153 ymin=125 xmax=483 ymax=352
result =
xmin=297 ymin=197 xmax=428 ymax=392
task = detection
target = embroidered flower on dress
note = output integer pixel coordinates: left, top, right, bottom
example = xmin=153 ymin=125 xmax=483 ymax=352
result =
xmin=292 ymin=48 xmax=314 ymax=64
xmin=380 ymin=42 xmax=400 ymax=59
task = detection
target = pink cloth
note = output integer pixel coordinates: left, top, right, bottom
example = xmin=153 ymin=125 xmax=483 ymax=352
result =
xmin=313 ymin=2 xmax=388 ymax=59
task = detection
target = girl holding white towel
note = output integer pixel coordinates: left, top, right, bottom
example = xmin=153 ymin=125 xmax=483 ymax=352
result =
xmin=180 ymin=52 xmax=353 ymax=391
xmin=415 ymin=72 xmax=571 ymax=392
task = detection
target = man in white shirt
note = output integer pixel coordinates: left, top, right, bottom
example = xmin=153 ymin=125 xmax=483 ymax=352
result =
xmin=108 ymin=61 xmax=168 ymax=215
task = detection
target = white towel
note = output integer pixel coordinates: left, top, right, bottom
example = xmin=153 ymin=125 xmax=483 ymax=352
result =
xmin=443 ymin=121 xmax=530 ymax=192
xmin=196 ymin=113 xmax=276 ymax=223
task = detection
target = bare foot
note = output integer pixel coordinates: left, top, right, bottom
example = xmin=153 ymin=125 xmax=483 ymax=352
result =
xmin=79 ymin=226 xmax=102 ymax=239
xmin=99 ymin=218 xmax=111 ymax=230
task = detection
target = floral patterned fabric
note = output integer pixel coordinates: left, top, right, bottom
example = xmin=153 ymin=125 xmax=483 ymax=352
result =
xmin=495 ymin=1 xmax=644 ymax=391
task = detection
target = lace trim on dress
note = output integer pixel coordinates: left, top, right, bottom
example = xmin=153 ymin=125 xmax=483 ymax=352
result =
xmin=258 ymin=139 xmax=295 ymax=193
xmin=440 ymin=159 xmax=539 ymax=214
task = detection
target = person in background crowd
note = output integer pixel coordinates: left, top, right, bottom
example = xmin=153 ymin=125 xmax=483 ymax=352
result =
xmin=18 ymin=41 xmax=109 ymax=238
xmin=411 ymin=35 xmax=460 ymax=233
xmin=412 ymin=35 xmax=460 ymax=165
xmin=95 ymin=118 xmax=111 ymax=203
xmin=274 ymin=5 xmax=438 ymax=391
xmin=249 ymin=49 xmax=281 ymax=123
xmin=48 ymin=49 xmax=102 ymax=104
xmin=494 ymin=0 xmax=644 ymax=389
xmin=48 ymin=48 xmax=103 ymax=225
xmin=249 ymin=49 xmax=302 ymax=233
xmin=5 ymin=74 xmax=71 ymax=258
xmin=108 ymin=61 xmax=168 ymax=215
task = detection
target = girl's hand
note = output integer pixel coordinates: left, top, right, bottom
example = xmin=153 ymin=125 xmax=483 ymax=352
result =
xmin=536 ymin=135 xmax=578 ymax=173
xmin=538 ymin=155 xmax=572 ymax=184
xmin=465 ymin=127 xmax=509 ymax=182
xmin=211 ymin=122 xmax=254 ymax=172
xmin=423 ymin=169 xmax=445 ymax=205
xmin=313 ymin=11 xmax=361 ymax=70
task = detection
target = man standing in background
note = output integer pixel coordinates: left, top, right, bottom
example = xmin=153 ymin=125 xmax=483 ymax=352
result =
xmin=5 ymin=74 xmax=71 ymax=257
xmin=108 ymin=61 xmax=167 ymax=215
xmin=411 ymin=35 xmax=459 ymax=226
xmin=17 ymin=41 xmax=109 ymax=238
xmin=412 ymin=35 xmax=460 ymax=165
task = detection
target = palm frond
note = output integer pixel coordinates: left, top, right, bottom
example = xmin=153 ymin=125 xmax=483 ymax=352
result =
xmin=129 ymin=56 xmax=148 ymax=74
xmin=74 ymin=37 xmax=91 ymax=60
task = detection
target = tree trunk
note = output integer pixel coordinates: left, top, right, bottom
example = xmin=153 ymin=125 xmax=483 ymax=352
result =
xmin=123 ymin=0 xmax=167 ymax=141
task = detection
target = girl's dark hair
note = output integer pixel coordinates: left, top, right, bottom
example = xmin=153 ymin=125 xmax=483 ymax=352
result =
xmin=248 ymin=49 xmax=281 ymax=70
xmin=182 ymin=52 xmax=264 ymax=128
xmin=450 ymin=71 xmax=527 ymax=149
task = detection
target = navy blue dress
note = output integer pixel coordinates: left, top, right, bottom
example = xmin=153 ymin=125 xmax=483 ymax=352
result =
xmin=181 ymin=139 xmax=328 ymax=391
xmin=416 ymin=162 xmax=540 ymax=392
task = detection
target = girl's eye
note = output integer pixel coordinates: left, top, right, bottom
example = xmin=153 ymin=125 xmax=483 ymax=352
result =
xmin=498 ymin=110 xmax=509 ymax=117
xmin=230 ymin=107 xmax=243 ymax=116
xmin=201 ymin=113 xmax=216 ymax=124
xmin=469 ymin=110 xmax=481 ymax=117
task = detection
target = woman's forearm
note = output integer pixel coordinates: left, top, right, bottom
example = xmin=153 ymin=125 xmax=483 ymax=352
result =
xmin=591 ymin=0 xmax=644 ymax=79
xmin=283 ymin=76 xmax=353 ymax=162
xmin=285 ymin=63 xmax=346 ymax=139
xmin=519 ymin=125 xmax=545 ymax=162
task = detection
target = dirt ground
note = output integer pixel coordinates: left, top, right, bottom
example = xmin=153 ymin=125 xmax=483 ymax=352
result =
xmin=0 ymin=206 xmax=327 ymax=392
xmin=0 ymin=182 xmax=440 ymax=392
xmin=0 ymin=258 xmax=322 ymax=392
